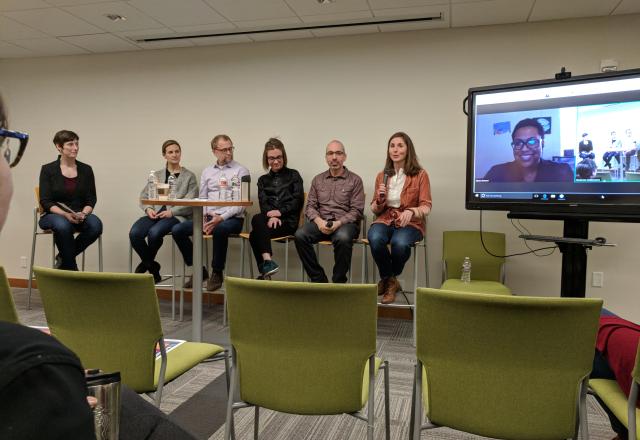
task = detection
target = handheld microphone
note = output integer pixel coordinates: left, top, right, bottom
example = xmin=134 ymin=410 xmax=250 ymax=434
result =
xmin=379 ymin=169 xmax=391 ymax=203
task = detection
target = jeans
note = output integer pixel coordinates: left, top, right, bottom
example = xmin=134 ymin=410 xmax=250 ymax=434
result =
xmin=367 ymin=222 xmax=423 ymax=280
xmin=39 ymin=213 xmax=103 ymax=271
xmin=129 ymin=215 xmax=179 ymax=265
xmin=171 ymin=217 xmax=243 ymax=272
xmin=248 ymin=213 xmax=297 ymax=266
xmin=294 ymin=221 xmax=359 ymax=283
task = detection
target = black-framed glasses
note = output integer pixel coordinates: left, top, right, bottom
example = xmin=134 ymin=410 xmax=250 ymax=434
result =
xmin=511 ymin=137 xmax=541 ymax=151
xmin=0 ymin=128 xmax=29 ymax=168
xmin=267 ymin=155 xmax=283 ymax=162
xmin=215 ymin=146 xmax=235 ymax=154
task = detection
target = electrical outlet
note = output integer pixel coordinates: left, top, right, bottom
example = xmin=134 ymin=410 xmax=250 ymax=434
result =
xmin=20 ymin=256 xmax=27 ymax=268
xmin=592 ymin=272 xmax=603 ymax=288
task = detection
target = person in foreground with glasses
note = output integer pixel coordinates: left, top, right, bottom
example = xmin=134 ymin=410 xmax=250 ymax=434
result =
xmin=38 ymin=130 xmax=103 ymax=270
xmin=483 ymin=118 xmax=573 ymax=183
xmin=294 ymin=140 xmax=364 ymax=283
xmin=130 ymin=139 xmax=198 ymax=283
xmin=172 ymin=134 xmax=250 ymax=291
xmin=368 ymin=132 xmax=432 ymax=304
xmin=248 ymin=137 xmax=304 ymax=279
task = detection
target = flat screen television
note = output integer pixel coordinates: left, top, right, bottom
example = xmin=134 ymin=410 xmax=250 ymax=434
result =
xmin=466 ymin=68 xmax=640 ymax=221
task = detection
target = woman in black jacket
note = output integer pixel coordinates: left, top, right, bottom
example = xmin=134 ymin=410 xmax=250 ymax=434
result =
xmin=249 ymin=138 xmax=303 ymax=279
xmin=38 ymin=130 xmax=102 ymax=270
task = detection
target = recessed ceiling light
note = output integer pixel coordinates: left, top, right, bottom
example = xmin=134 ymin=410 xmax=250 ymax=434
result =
xmin=104 ymin=14 xmax=127 ymax=22
xmin=317 ymin=0 xmax=335 ymax=4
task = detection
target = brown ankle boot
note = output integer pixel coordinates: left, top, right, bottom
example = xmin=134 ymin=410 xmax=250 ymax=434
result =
xmin=381 ymin=277 xmax=401 ymax=304
xmin=377 ymin=278 xmax=387 ymax=296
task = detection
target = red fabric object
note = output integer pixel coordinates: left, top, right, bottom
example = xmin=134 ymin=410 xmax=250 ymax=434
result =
xmin=596 ymin=316 xmax=640 ymax=407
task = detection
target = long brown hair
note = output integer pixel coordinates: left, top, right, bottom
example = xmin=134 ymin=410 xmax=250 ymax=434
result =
xmin=384 ymin=131 xmax=422 ymax=176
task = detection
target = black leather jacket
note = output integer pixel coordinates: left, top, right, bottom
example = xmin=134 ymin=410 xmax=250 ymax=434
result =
xmin=257 ymin=167 xmax=304 ymax=230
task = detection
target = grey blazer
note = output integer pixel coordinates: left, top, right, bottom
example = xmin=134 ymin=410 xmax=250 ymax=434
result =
xmin=139 ymin=167 xmax=198 ymax=222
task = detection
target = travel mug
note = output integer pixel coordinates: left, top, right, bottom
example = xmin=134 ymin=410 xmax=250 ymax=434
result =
xmin=86 ymin=370 xmax=121 ymax=440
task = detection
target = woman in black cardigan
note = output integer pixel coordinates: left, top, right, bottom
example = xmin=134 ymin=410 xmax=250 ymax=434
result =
xmin=248 ymin=138 xmax=303 ymax=279
xmin=39 ymin=130 xmax=102 ymax=270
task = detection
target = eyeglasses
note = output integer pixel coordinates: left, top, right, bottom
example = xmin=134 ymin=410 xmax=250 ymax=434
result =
xmin=0 ymin=128 xmax=29 ymax=168
xmin=511 ymin=137 xmax=541 ymax=151
xmin=215 ymin=146 xmax=235 ymax=154
xmin=326 ymin=150 xmax=345 ymax=157
xmin=267 ymin=155 xmax=283 ymax=162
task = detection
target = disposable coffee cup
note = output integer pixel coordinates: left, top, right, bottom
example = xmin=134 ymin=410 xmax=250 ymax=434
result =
xmin=157 ymin=183 xmax=170 ymax=200
xmin=86 ymin=371 xmax=121 ymax=440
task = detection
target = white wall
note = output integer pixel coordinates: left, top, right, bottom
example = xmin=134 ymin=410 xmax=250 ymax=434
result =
xmin=2 ymin=14 xmax=640 ymax=321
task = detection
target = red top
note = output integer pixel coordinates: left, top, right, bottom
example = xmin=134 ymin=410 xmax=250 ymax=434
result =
xmin=63 ymin=176 xmax=77 ymax=197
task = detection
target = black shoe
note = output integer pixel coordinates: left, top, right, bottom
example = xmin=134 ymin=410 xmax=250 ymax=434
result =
xmin=134 ymin=262 xmax=146 ymax=273
xmin=149 ymin=261 xmax=162 ymax=284
xmin=54 ymin=254 xmax=62 ymax=269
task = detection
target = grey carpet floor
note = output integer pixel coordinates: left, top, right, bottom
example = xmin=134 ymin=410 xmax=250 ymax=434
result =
xmin=13 ymin=287 xmax=617 ymax=440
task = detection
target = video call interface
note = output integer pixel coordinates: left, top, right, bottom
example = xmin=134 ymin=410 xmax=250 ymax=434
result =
xmin=470 ymin=76 xmax=640 ymax=203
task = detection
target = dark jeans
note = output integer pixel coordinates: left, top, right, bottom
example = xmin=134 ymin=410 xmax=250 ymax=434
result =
xmin=171 ymin=217 xmax=243 ymax=272
xmin=248 ymin=213 xmax=297 ymax=266
xmin=294 ymin=221 xmax=359 ymax=283
xmin=129 ymin=215 xmax=179 ymax=265
xmin=39 ymin=213 xmax=103 ymax=271
xmin=603 ymin=151 xmax=620 ymax=168
xmin=367 ymin=223 xmax=423 ymax=280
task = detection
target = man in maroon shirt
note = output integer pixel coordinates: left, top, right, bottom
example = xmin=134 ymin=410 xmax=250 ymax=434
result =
xmin=294 ymin=140 xmax=365 ymax=283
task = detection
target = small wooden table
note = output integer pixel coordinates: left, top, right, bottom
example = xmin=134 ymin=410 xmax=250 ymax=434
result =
xmin=141 ymin=198 xmax=252 ymax=342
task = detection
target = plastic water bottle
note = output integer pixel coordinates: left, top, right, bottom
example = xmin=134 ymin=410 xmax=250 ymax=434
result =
xmin=230 ymin=174 xmax=240 ymax=201
xmin=461 ymin=256 xmax=472 ymax=283
xmin=147 ymin=171 xmax=158 ymax=199
xmin=219 ymin=173 xmax=228 ymax=201
xmin=168 ymin=174 xmax=177 ymax=199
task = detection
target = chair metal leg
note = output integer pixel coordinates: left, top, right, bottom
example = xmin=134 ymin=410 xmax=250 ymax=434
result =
xmin=98 ymin=235 xmax=103 ymax=272
xmin=412 ymin=246 xmax=418 ymax=346
xmin=423 ymin=241 xmax=429 ymax=288
xmin=240 ymin=239 xmax=246 ymax=278
xmin=284 ymin=240 xmax=289 ymax=280
xmin=413 ymin=361 xmax=423 ymax=440
xmin=128 ymin=242 xmax=133 ymax=273
xmin=367 ymin=355 xmax=375 ymax=440
xmin=27 ymin=211 xmax=40 ymax=310
xmin=171 ymin=242 xmax=176 ymax=321
xmin=383 ymin=361 xmax=390 ymax=440
xmin=254 ymin=406 xmax=260 ymax=440
xmin=180 ymin=262 xmax=185 ymax=322
xmin=578 ymin=377 xmax=589 ymax=440
xmin=628 ymin=381 xmax=638 ymax=440
xmin=81 ymin=249 xmax=86 ymax=271
xmin=224 ymin=348 xmax=239 ymax=440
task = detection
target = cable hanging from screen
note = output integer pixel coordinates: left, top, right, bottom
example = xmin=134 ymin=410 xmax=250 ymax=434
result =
xmin=479 ymin=210 xmax=557 ymax=258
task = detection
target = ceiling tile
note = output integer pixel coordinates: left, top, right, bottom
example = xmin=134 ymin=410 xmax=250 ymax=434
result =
xmin=204 ymin=0 xmax=295 ymax=21
xmin=372 ymin=4 xmax=446 ymax=19
xmin=4 ymin=8 xmax=105 ymax=36
xmin=612 ymin=0 xmax=640 ymax=15
xmin=369 ymin=0 xmax=447 ymax=8
xmin=62 ymin=1 xmax=163 ymax=32
xmin=0 ymin=41 xmax=35 ymax=58
xmin=118 ymin=28 xmax=196 ymax=49
xmin=190 ymin=34 xmax=252 ymax=45
xmin=530 ymin=0 xmax=620 ymax=21
xmin=284 ymin=0 xmax=369 ymax=16
xmin=128 ymin=0 xmax=227 ymax=27
xmin=60 ymin=33 xmax=139 ymax=52
xmin=11 ymin=37 xmax=90 ymax=56
xmin=248 ymin=29 xmax=313 ymax=41
xmin=300 ymin=10 xmax=373 ymax=23
xmin=233 ymin=17 xmax=302 ymax=29
xmin=0 ymin=0 xmax=51 ymax=12
xmin=170 ymin=22 xmax=237 ymax=34
xmin=311 ymin=24 xmax=379 ymax=37
xmin=0 ymin=15 xmax=48 ymax=40
xmin=452 ymin=0 xmax=533 ymax=27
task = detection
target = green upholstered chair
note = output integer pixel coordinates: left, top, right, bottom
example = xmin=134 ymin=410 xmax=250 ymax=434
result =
xmin=223 ymin=277 xmax=390 ymax=440
xmin=411 ymin=288 xmax=602 ymax=440
xmin=0 ymin=266 xmax=19 ymax=324
xmin=441 ymin=230 xmax=511 ymax=295
xmin=33 ymin=266 xmax=228 ymax=406
xmin=590 ymin=343 xmax=640 ymax=440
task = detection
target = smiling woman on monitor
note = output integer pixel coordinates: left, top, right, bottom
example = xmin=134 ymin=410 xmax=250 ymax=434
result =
xmin=483 ymin=118 xmax=574 ymax=183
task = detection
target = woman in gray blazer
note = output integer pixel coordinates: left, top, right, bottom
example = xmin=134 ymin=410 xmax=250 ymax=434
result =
xmin=129 ymin=140 xmax=197 ymax=282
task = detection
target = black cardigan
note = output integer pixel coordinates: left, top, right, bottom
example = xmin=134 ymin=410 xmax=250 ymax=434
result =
xmin=257 ymin=167 xmax=304 ymax=230
xmin=39 ymin=158 xmax=97 ymax=214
